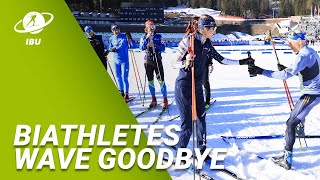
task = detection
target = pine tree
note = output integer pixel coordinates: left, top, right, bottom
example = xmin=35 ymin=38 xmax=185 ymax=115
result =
xmin=260 ymin=0 xmax=270 ymax=16
xmin=190 ymin=0 xmax=200 ymax=8
xmin=279 ymin=0 xmax=286 ymax=16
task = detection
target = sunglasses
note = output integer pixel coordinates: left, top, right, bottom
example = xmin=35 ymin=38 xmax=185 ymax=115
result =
xmin=112 ymin=27 xmax=120 ymax=31
xmin=148 ymin=25 xmax=156 ymax=29
xmin=85 ymin=29 xmax=93 ymax=34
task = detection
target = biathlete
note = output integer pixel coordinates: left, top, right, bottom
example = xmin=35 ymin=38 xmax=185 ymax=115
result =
xmin=249 ymin=32 xmax=320 ymax=170
xmin=173 ymin=14 xmax=254 ymax=155
xmin=109 ymin=25 xmax=130 ymax=102
xmin=139 ymin=20 xmax=168 ymax=109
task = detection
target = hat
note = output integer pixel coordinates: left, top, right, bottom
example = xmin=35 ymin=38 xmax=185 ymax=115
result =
xmin=198 ymin=16 xmax=216 ymax=29
xmin=84 ymin=26 xmax=93 ymax=33
xmin=111 ymin=24 xmax=119 ymax=31
xmin=288 ymin=32 xmax=306 ymax=40
xmin=145 ymin=20 xmax=154 ymax=26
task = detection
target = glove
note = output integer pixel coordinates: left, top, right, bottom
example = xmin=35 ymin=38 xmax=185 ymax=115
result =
xmin=208 ymin=65 xmax=214 ymax=73
xmin=239 ymin=57 xmax=255 ymax=65
xmin=248 ymin=64 xmax=264 ymax=77
xmin=103 ymin=50 xmax=109 ymax=56
xmin=184 ymin=54 xmax=196 ymax=70
xmin=277 ymin=63 xmax=287 ymax=71
xmin=110 ymin=47 xmax=116 ymax=52
xmin=295 ymin=122 xmax=305 ymax=137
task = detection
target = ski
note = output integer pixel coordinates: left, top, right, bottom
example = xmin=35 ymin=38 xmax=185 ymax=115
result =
xmin=168 ymin=99 xmax=216 ymax=121
xmin=162 ymin=157 xmax=214 ymax=180
xmin=167 ymin=114 xmax=180 ymax=121
xmin=125 ymin=96 xmax=136 ymax=103
xmin=187 ymin=165 xmax=214 ymax=180
xmin=221 ymin=135 xmax=283 ymax=140
xmin=222 ymin=137 xmax=264 ymax=160
xmin=162 ymin=144 xmax=241 ymax=180
xmin=204 ymin=158 xmax=244 ymax=180
xmin=221 ymin=134 xmax=320 ymax=139
xmin=134 ymin=102 xmax=161 ymax=118
xmin=152 ymin=101 xmax=174 ymax=124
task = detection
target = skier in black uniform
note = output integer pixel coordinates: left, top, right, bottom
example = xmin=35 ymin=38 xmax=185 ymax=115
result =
xmin=84 ymin=26 xmax=108 ymax=71
xmin=193 ymin=16 xmax=214 ymax=108
xmin=173 ymin=14 xmax=254 ymax=155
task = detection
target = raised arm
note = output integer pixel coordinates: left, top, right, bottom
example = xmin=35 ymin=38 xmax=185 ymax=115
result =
xmin=208 ymin=42 xmax=253 ymax=65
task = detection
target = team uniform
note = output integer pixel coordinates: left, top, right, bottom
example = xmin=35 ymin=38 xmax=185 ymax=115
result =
xmin=109 ymin=33 xmax=130 ymax=97
xmin=259 ymin=45 xmax=320 ymax=169
xmin=87 ymin=34 xmax=108 ymax=71
xmin=140 ymin=32 xmax=167 ymax=106
xmin=174 ymin=33 xmax=246 ymax=152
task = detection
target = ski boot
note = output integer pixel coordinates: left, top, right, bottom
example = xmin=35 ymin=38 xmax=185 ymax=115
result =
xmin=119 ymin=90 xmax=125 ymax=97
xmin=149 ymin=95 xmax=157 ymax=108
xmin=162 ymin=96 xmax=168 ymax=109
xmin=124 ymin=93 xmax=130 ymax=103
xmin=271 ymin=150 xmax=292 ymax=170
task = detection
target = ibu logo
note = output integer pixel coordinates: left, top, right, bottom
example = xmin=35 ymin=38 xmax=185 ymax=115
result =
xmin=25 ymin=38 xmax=41 ymax=45
xmin=14 ymin=11 xmax=54 ymax=45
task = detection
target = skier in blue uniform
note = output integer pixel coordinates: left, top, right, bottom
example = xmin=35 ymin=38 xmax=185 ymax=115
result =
xmin=173 ymin=15 xmax=254 ymax=155
xmin=249 ymin=32 xmax=320 ymax=170
xmin=109 ymin=25 xmax=130 ymax=102
xmin=140 ymin=20 xmax=168 ymax=109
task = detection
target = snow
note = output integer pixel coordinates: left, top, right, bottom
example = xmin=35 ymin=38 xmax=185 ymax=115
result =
xmin=165 ymin=6 xmax=221 ymax=17
xmin=212 ymin=33 xmax=229 ymax=41
xmin=231 ymin=32 xmax=254 ymax=40
xmin=107 ymin=44 xmax=320 ymax=180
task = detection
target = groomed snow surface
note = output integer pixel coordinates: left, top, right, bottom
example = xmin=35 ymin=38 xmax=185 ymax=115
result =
xmin=107 ymin=45 xmax=320 ymax=180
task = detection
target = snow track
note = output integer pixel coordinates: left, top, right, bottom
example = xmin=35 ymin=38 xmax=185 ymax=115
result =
xmin=108 ymin=45 xmax=320 ymax=180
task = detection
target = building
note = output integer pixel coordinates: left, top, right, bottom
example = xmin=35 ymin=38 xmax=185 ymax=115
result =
xmin=119 ymin=2 xmax=164 ymax=23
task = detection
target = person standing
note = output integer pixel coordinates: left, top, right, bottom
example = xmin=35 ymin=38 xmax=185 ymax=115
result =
xmin=109 ymin=25 xmax=130 ymax=102
xmin=84 ymin=26 xmax=108 ymax=71
xmin=248 ymin=32 xmax=320 ymax=170
xmin=173 ymin=14 xmax=254 ymax=154
xmin=139 ymin=20 xmax=168 ymax=109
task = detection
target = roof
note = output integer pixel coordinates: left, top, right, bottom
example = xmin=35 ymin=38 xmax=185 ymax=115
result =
xmin=120 ymin=2 xmax=164 ymax=8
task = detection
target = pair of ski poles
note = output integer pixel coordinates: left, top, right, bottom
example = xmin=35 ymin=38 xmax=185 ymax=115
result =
xmin=268 ymin=30 xmax=308 ymax=150
xmin=107 ymin=36 xmax=146 ymax=105
xmin=127 ymin=40 xmax=145 ymax=105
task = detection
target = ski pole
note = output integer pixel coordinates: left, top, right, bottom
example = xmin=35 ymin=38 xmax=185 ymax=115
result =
xmin=186 ymin=21 xmax=199 ymax=180
xmin=149 ymin=33 xmax=166 ymax=100
xmin=141 ymin=63 xmax=147 ymax=106
xmin=141 ymin=33 xmax=151 ymax=107
xmin=130 ymin=50 xmax=143 ymax=99
xmin=269 ymin=30 xmax=295 ymax=110
xmin=126 ymin=33 xmax=144 ymax=103
xmin=107 ymin=59 xmax=119 ymax=89
xmin=130 ymin=49 xmax=143 ymax=103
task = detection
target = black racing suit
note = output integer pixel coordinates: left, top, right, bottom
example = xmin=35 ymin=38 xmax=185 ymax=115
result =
xmin=88 ymin=34 xmax=108 ymax=71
